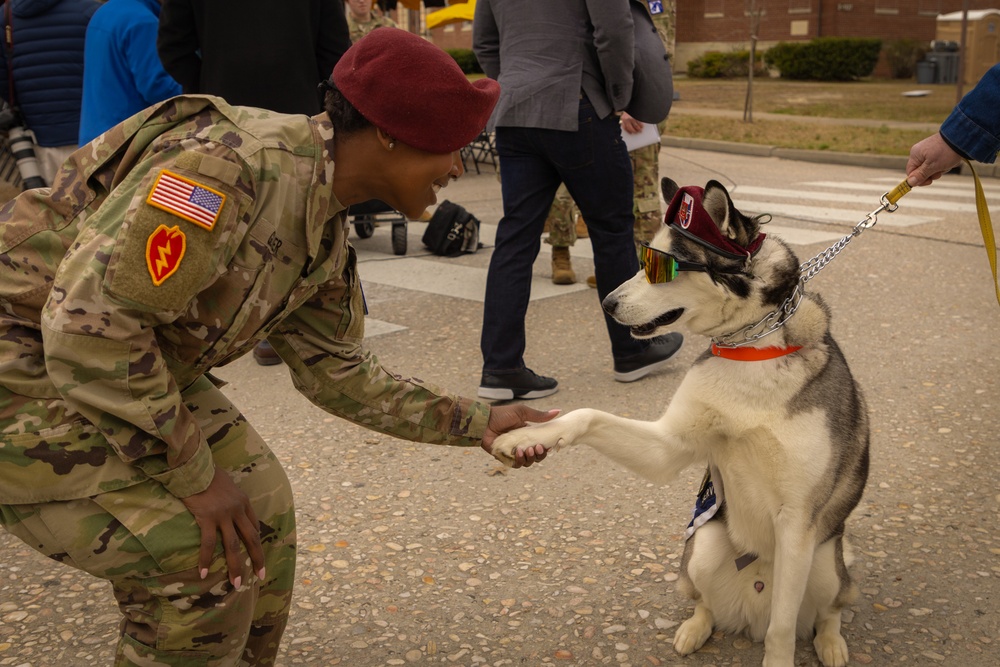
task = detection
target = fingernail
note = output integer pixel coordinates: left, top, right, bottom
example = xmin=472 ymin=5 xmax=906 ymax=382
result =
xmin=257 ymin=567 xmax=266 ymax=581
xmin=200 ymin=568 xmax=208 ymax=580
xmin=549 ymin=409 xmax=561 ymax=415
xmin=233 ymin=576 xmax=242 ymax=589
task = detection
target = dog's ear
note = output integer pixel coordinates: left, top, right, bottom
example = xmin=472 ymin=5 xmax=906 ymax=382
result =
xmin=703 ymin=180 xmax=734 ymax=237
xmin=703 ymin=180 xmax=759 ymax=247
xmin=660 ymin=178 xmax=680 ymax=204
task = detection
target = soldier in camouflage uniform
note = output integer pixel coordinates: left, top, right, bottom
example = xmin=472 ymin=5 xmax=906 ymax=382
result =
xmin=546 ymin=0 xmax=677 ymax=284
xmin=0 ymin=30 xmax=550 ymax=666
xmin=346 ymin=0 xmax=397 ymax=43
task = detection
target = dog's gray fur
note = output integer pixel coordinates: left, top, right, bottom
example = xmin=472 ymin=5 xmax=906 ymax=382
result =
xmin=492 ymin=179 xmax=870 ymax=667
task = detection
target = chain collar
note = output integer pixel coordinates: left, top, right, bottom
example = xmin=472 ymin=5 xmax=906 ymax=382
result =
xmin=712 ymin=192 xmax=900 ymax=349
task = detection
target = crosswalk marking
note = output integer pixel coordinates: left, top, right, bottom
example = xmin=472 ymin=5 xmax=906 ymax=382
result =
xmin=734 ymin=199 xmax=935 ymax=227
xmin=803 ymin=180 xmax=1000 ymax=201
xmin=358 ymin=253 xmax=588 ymax=303
xmin=733 ymin=185 xmax=975 ymax=214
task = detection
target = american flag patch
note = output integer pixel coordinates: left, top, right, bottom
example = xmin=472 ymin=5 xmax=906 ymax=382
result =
xmin=146 ymin=170 xmax=226 ymax=230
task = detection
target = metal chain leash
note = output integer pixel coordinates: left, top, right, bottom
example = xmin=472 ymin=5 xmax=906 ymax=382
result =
xmin=712 ymin=184 xmax=911 ymax=348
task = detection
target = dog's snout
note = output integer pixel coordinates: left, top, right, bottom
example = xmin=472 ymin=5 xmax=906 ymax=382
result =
xmin=602 ymin=294 xmax=618 ymax=317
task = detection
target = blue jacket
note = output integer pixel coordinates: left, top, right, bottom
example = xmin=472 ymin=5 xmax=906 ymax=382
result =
xmin=0 ymin=0 xmax=99 ymax=147
xmin=78 ymin=0 xmax=182 ymax=144
xmin=941 ymin=63 xmax=1000 ymax=165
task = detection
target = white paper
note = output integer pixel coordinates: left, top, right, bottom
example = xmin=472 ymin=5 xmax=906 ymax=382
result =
xmin=621 ymin=121 xmax=661 ymax=152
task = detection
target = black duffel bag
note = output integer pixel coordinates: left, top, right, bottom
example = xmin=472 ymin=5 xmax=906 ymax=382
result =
xmin=422 ymin=200 xmax=481 ymax=257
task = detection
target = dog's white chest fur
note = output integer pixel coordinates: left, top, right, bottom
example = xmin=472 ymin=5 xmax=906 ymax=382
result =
xmin=672 ymin=360 xmax=833 ymax=556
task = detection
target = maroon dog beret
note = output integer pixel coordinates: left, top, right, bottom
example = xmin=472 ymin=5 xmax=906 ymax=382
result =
xmin=666 ymin=186 xmax=765 ymax=259
xmin=333 ymin=28 xmax=500 ymax=154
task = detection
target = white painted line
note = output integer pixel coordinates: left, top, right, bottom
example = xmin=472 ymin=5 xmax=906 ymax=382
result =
xmin=764 ymin=225 xmax=846 ymax=246
xmin=733 ymin=185 xmax=976 ymax=214
xmin=364 ymin=319 xmax=408 ymax=338
xmin=802 ymin=180 xmax=1000 ymax=204
xmin=356 ymin=255 xmax=588 ymax=302
xmin=734 ymin=199 xmax=935 ymax=227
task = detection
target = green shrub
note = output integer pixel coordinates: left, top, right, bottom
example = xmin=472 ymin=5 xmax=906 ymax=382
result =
xmin=446 ymin=48 xmax=483 ymax=75
xmin=764 ymin=38 xmax=882 ymax=80
xmin=687 ymin=50 xmax=766 ymax=78
xmin=884 ymin=39 xmax=929 ymax=79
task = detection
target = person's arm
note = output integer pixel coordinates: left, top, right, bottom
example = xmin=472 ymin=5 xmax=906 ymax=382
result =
xmin=586 ymin=0 xmax=634 ymax=112
xmin=472 ymin=0 xmax=500 ymax=80
xmin=157 ymin=0 xmax=201 ymax=93
xmin=128 ymin=11 xmax=183 ymax=105
xmin=315 ymin=0 xmax=351 ymax=83
xmin=269 ymin=251 xmax=551 ymax=463
xmin=907 ymin=63 xmax=1000 ymax=186
xmin=939 ymin=63 xmax=1000 ymax=165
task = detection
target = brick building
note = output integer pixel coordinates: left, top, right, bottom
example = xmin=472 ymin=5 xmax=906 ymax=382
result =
xmin=675 ymin=0 xmax=1000 ymax=78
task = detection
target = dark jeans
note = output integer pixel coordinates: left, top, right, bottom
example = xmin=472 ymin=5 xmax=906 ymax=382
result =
xmin=481 ymin=96 xmax=645 ymax=373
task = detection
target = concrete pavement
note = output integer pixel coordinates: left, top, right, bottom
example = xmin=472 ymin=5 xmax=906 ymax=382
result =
xmin=1 ymin=141 xmax=998 ymax=666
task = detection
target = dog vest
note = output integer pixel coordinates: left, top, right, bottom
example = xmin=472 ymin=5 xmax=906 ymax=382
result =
xmin=685 ymin=466 xmax=759 ymax=571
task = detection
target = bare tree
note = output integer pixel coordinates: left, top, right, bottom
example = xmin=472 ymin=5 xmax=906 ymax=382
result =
xmin=744 ymin=0 xmax=764 ymax=123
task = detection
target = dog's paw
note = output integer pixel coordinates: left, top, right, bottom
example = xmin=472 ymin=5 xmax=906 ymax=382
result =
xmin=761 ymin=648 xmax=795 ymax=667
xmin=490 ymin=422 xmax=567 ymax=467
xmin=672 ymin=616 xmax=713 ymax=655
xmin=813 ymin=632 xmax=849 ymax=667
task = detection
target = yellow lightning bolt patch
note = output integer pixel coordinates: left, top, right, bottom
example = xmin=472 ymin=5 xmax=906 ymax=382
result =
xmin=146 ymin=224 xmax=186 ymax=286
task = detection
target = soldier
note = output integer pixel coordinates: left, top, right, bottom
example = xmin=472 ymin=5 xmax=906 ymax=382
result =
xmin=345 ymin=0 xmax=397 ymax=43
xmin=0 ymin=29 xmax=551 ymax=666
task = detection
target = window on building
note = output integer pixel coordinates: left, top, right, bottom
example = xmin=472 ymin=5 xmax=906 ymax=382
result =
xmin=917 ymin=0 xmax=941 ymax=16
xmin=874 ymin=0 xmax=899 ymax=15
xmin=788 ymin=0 xmax=811 ymax=14
xmin=705 ymin=0 xmax=724 ymax=18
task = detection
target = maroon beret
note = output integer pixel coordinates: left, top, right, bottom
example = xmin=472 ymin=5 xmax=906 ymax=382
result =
xmin=665 ymin=186 xmax=765 ymax=259
xmin=332 ymin=28 xmax=500 ymax=154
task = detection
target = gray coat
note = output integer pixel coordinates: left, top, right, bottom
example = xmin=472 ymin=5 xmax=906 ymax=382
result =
xmin=473 ymin=0 xmax=635 ymax=132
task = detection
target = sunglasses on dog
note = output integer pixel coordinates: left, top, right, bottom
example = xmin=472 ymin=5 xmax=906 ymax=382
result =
xmin=639 ymin=242 xmax=717 ymax=284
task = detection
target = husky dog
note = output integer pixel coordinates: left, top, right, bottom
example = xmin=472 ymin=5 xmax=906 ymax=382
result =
xmin=491 ymin=179 xmax=870 ymax=667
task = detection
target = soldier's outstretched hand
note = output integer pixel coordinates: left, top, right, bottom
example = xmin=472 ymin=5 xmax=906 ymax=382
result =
xmin=482 ymin=406 xmax=561 ymax=468
xmin=181 ymin=467 xmax=266 ymax=588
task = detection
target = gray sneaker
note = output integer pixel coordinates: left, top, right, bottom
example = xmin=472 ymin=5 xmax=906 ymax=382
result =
xmin=613 ymin=333 xmax=684 ymax=382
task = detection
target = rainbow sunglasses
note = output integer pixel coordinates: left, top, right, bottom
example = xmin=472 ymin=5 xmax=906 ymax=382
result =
xmin=639 ymin=242 xmax=745 ymax=284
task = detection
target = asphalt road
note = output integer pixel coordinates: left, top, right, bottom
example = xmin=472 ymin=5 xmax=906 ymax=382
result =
xmin=1 ymin=146 xmax=998 ymax=666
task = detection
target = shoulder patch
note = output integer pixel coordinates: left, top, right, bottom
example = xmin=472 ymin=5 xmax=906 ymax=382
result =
xmin=146 ymin=224 xmax=186 ymax=286
xmin=146 ymin=170 xmax=227 ymax=230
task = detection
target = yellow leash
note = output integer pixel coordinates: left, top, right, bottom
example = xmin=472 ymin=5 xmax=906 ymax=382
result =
xmin=885 ymin=162 xmax=1000 ymax=307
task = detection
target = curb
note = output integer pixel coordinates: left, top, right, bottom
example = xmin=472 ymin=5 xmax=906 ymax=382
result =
xmin=661 ymin=136 xmax=1000 ymax=179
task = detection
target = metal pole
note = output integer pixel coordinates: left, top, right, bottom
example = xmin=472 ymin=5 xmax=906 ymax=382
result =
xmin=957 ymin=0 xmax=970 ymax=103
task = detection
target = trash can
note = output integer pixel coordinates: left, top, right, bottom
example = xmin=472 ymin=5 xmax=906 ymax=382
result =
xmin=916 ymin=61 xmax=936 ymax=84
xmin=926 ymin=52 xmax=960 ymax=84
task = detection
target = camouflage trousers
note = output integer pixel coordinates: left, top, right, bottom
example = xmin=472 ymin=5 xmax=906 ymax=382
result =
xmin=0 ymin=376 xmax=296 ymax=666
xmin=546 ymin=132 xmax=664 ymax=249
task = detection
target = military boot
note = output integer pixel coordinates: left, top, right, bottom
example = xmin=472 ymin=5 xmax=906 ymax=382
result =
xmin=551 ymin=246 xmax=576 ymax=284
xmin=575 ymin=214 xmax=589 ymax=238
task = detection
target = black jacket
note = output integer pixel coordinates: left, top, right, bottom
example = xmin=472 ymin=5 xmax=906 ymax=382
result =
xmin=157 ymin=0 xmax=350 ymax=115
xmin=0 ymin=0 xmax=100 ymax=146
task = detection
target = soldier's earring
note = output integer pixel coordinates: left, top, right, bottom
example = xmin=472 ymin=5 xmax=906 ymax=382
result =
xmin=388 ymin=140 xmax=396 ymax=150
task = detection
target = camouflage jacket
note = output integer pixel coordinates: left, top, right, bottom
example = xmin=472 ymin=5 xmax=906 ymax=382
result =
xmin=346 ymin=14 xmax=396 ymax=44
xmin=0 ymin=95 xmax=489 ymax=505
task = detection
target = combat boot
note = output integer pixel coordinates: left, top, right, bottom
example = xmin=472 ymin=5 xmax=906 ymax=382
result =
xmin=551 ymin=246 xmax=576 ymax=284
xmin=575 ymin=214 xmax=589 ymax=238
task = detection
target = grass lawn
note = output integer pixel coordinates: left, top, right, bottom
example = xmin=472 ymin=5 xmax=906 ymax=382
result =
xmin=666 ymin=78 xmax=959 ymax=155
